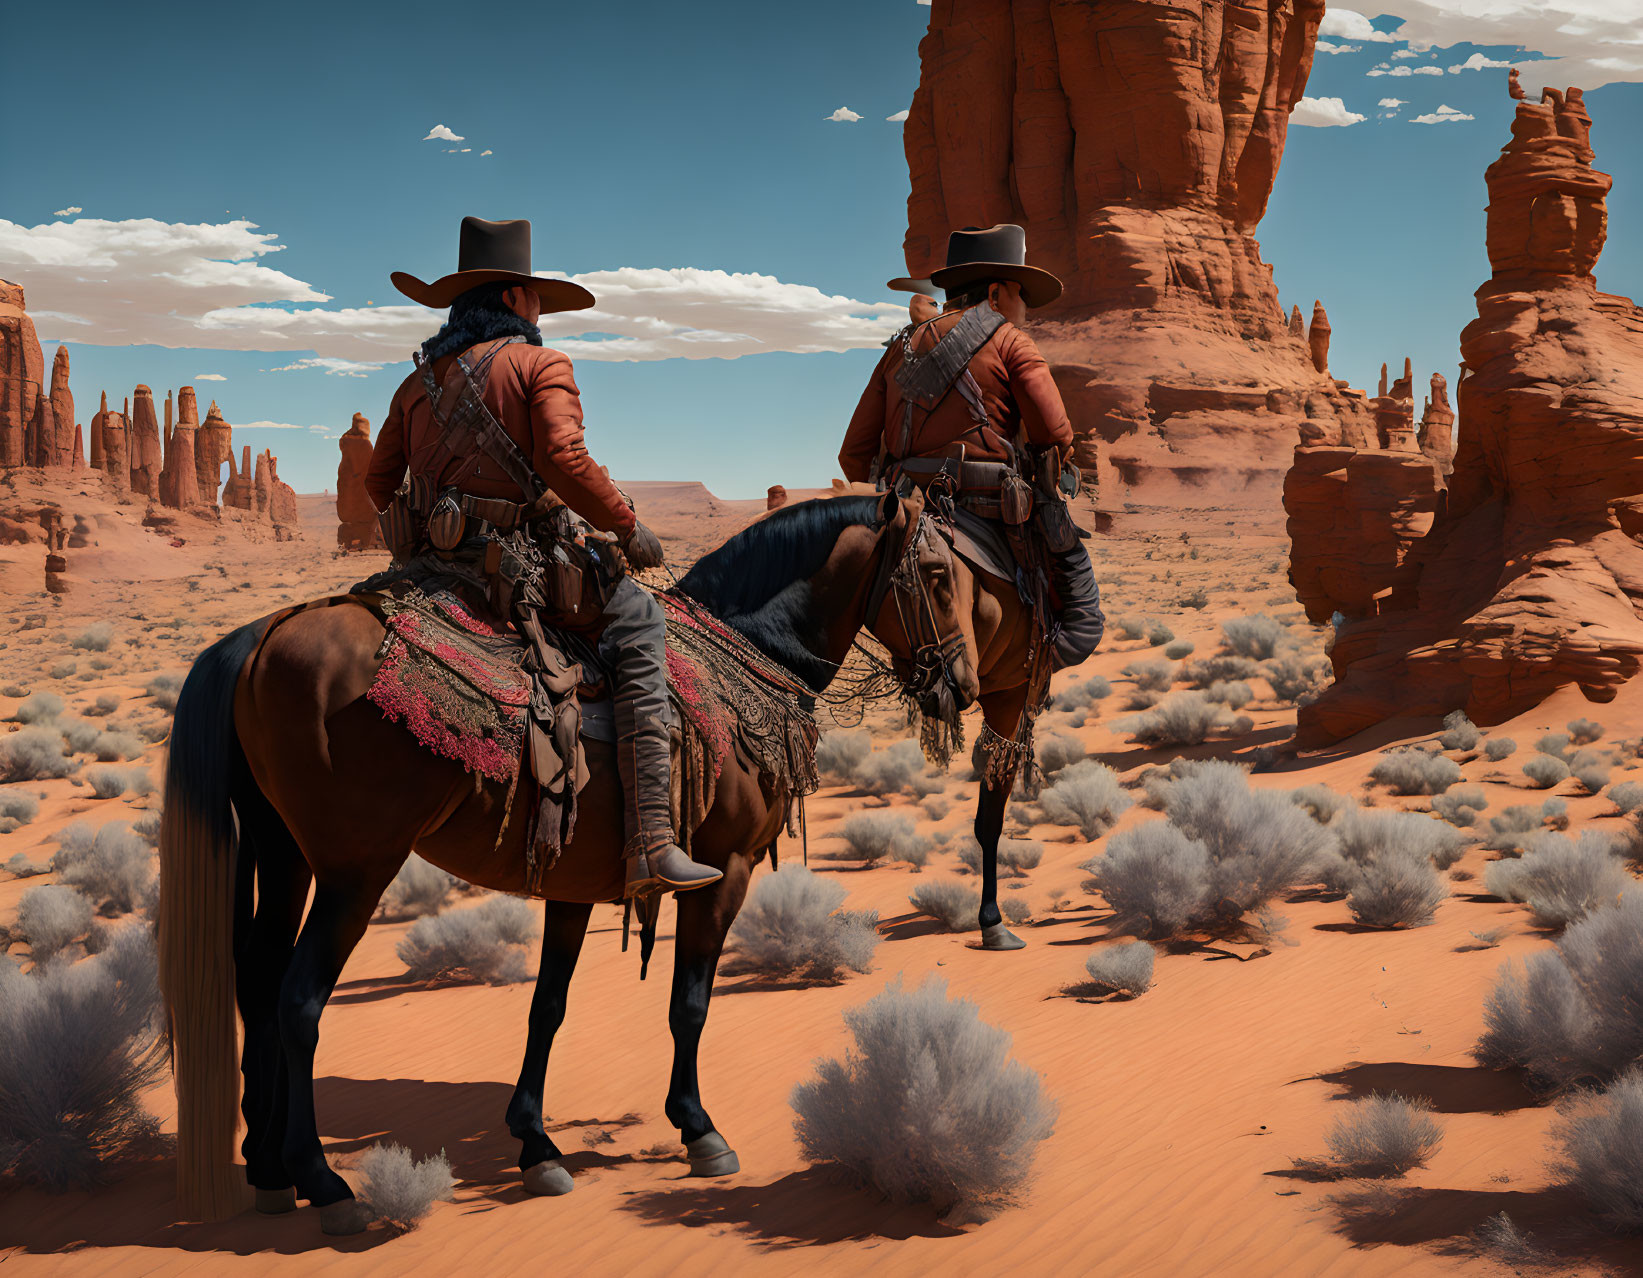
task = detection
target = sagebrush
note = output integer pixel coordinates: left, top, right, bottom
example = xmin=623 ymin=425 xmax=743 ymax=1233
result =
xmin=396 ymin=896 xmax=539 ymax=985
xmin=724 ymin=866 xmax=879 ymax=981
xmin=357 ymin=1143 xmax=455 ymax=1232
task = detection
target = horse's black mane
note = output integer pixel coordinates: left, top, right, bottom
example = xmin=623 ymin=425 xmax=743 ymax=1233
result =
xmin=674 ymin=495 xmax=883 ymax=690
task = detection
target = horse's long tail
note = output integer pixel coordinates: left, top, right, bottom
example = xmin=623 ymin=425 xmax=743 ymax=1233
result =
xmin=159 ymin=621 xmax=263 ymax=1220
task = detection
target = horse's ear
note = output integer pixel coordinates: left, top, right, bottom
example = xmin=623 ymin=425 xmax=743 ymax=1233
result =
xmin=875 ymin=489 xmax=900 ymax=530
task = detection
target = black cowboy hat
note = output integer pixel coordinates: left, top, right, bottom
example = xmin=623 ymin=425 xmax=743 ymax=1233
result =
xmin=391 ymin=217 xmax=596 ymax=312
xmin=886 ymin=276 xmax=937 ymax=297
xmin=928 ymin=224 xmax=1063 ymax=308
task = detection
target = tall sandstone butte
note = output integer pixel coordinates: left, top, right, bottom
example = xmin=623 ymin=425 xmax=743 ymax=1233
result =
xmin=1296 ymin=83 xmax=1643 ymax=743
xmin=902 ymin=0 xmax=1370 ymax=506
xmin=130 ymin=386 xmax=163 ymax=498
xmin=0 ymin=280 xmax=45 ymax=469
xmin=48 ymin=346 xmax=74 ymax=468
xmin=336 ymin=412 xmax=380 ymax=548
xmin=197 ymin=400 xmax=233 ymax=505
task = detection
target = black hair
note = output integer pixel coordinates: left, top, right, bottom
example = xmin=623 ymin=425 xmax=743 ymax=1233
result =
xmin=419 ymin=281 xmax=543 ymax=365
xmin=943 ymin=282 xmax=997 ymax=310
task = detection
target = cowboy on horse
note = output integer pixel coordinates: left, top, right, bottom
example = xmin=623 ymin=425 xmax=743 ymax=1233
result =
xmin=364 ymin=216 xmax=721 ymax=899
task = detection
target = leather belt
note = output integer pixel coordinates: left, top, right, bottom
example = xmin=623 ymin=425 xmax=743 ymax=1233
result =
xmin=896 ymin=456 xmax=1015 ymax=494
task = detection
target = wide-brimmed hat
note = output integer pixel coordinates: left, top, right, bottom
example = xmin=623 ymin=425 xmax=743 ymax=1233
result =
xmin=886 ymin=276 xmax=937 ymax=297
xmin=928 ymin=224 xmax=1062 ymax=308
xmin=391 ymin=217 xmax=596 ymax=312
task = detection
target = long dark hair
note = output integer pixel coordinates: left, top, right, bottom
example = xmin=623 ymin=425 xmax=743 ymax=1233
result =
xmin=419 ymin=281 xmax=542 ymax=365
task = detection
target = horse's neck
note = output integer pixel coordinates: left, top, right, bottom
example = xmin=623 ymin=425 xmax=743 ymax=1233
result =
xmin=969 ymin=564 xmax=1032 ymax=694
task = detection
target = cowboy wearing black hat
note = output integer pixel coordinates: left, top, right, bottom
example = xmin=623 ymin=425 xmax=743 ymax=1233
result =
xmin=841 ymin=224 xmax=1104 ymax=671
xmin=367 ymin=217 xmax=722 ymax=898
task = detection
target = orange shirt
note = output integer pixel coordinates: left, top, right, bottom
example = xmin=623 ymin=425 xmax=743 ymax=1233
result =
xmin=365 ymin=341 xmax=635 ymax=537
xmin=839 ymin=308 xmax=1073 ymax=483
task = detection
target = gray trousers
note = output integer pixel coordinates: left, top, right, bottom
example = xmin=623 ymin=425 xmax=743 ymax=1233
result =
xmin=593 ymin=577 xmax=675 ymax=856
xmin=1049 ymin=540 xmax=1104 ymax=668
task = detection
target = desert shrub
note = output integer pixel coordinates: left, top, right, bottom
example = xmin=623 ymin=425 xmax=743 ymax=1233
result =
xmin=1000 ymin=896 xmax=1032 ymax=926
xmin=1370 ymin=748 xmax=1461 ymax=796
xmin=1323 ymin=1093 xmax=1443 ymax=1177
xmin=1177 ymin=586 xmax=1209 ymax=610
xmin=1221 ymin=614 xmax=1288 ymax=660
xmin=1475 ymin=891 xmax=1643 ymax=1088
xmin=815 ymin=729 xmax=872 ymax=783
xmin=954 ymin=837 xmax=1042 ymax=878
xmin=13 ymin=885 xmax=97 ymax=961
xmin=1083 ymin=822 xmax=1210 ymax=939
xmin=1 ymin=684 xmax=27 ymax=698
xmin=907 ymin=879 xmax=980 ymax=932
xmin=1432 ymin=785 xmax=1489 ymax=828
xmin=55 ymin=823 xmax=154 ymax=915
xmin=1347 ymin=849 xmax=1448 ymax=928
xmin=1567 ymin=718 xmax=1606 ymax=746
xmin=920 ymin=794 xmax=952 ymax=822
xmin=1336 ymin=809 xmax=1466 ymax=871
xmin=0 ymin=926 xmax=166 ymax=1189
xmin=0 ymin=789 xmax=39 ymax=825
xmin=1609 ymin=781 xmax=1643 ymax=815
xmin=856 ymin=740 xmax=928 ymax=797
xmin=1483 ymin=831 xmax=1630 ymax=930
xmin=1052 ymin=675 xmax=1110 ymax=711
xmin=84 ymin=766 xmax=130 ymax=799
xmin=1484 ymin=737 xmax=1518 ymax=761
xmin=1144 ymin=620 xmax=1174 ymax=646
xmin=1569 ymin=750 xmax=1611 ymax=794
xmin=1163 ymin=640 xmax=1194 ymax=660
xmin=1182 ymin=654 xmax=1261 ymax=687
xmin=1110 ymin=615 xmax=1146 ymax=641
xmin=1036 ymin=760 xmax=1131 ymax=841
xmin=88 ymin=694 xmax=121 ymax=718
xmin=89 ymin=730 xmax=143 ymax=763
xmin=0 ymin=728 xmax=76 ymax=783
xmin=48 ymin=661 xmax=76 ymax=680
xmin=1543 ymin=797 xmax=1570 ymax=830
xmin=1534 ymin=732 xmax=1572 ymax=761
xmin=1203 ymin=679 xmax=1253 ymax=710
xmin=1081 ymin=941 xmax=1155 ymax=997
xmin=1122 ymin=659 xmax=1175 ymax=692
xmin=1522 ymin=755 xmax=1570 ymax=790
xmin=11 ymin=691 xmax=64 ymax=724
xmin=130 ymin=812 xmax=161 ymax=846
xmin=58 ymin=718 xmax=99 ymax=753
xmin=1439 ymin=710 xmax=1480 ymax=752
xmin=724 ymin=866 xmax=879 ymax=982
xmin=790 ymin=976 xmax=1057 ymax=1212
xmin=396 ymin=896 xmax=539 ymax=985
xmin=2 ymin=852 xmax=50 ymax=878
xmin=69 ymin=624 xmax=113 ymax=652
xmin=1553 ymin=1069 xmax=1643 ymax=1232
xmin=1118 ymin=692 xmax=1232 ymax=747
xmin=357 ymin=1143 xmax=454 ymax=1233
xmin=1263 ymin=652 xmax=1331 ymax=705
xmin=1121 ymin=688 xmax=1161 ymax=712
xmin=1288 ymin=784 xmax=1349 ymax=825
xmin=833 ymin=813 xmax=930 ymax=868
xmin=143 ymin=672 xmax=185 ymax=714
xmin=378 ymin=853 xmax=458 ymax=921
xmin=1035 ymin=731 xmax=1086 ymax=779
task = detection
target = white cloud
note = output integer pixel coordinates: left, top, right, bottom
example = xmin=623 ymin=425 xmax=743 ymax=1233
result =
xmin=194 ymin=373 xmax=227 ymax=381
xmin=1319 ymin=9 xmax=1401 ymax=42
xmin=1314 ymin=40 xmax=1361 ymax=54
xmin=1 ymin=217 xmax=908 ymax=366
xmin=1391 ymin=48 xmax=1420 ymax=59
xmin=1378 ymin=97 xmax=1407 ymax=107
xmin=238 ymin=420 xmax=324 ymax=431
xmin=1410 ymin=103 xmax=1476 ymax=123
xmin=53 ymin=206 xmax=82 ymax=218
xmin=1367 ymin=63 xmax=1444 ymax=76
xmin=481 ymin=150 xmax=493 ymax=156
xmin=422 ymin=124 xmax=463 ymax=142
xmin=1447 ymin=52 xmax=1513 ymax=72
xmin=826 ymin=107 xmax=862 ymax=122
xmin=266 ymin=356 xmax=383 ymax=377
xmin=1290 ymin=96 xmax=1367 ymax=127
xmin=886 ymin=109 xmax=910 ymax=122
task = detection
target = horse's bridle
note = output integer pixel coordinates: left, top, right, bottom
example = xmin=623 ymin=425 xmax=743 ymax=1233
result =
xmin=866 ymin=504 xmax=968 ymax=702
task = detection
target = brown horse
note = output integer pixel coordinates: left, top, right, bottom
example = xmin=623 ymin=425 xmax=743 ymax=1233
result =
xmin=157 ymin=490 xmax=980 ymax=1230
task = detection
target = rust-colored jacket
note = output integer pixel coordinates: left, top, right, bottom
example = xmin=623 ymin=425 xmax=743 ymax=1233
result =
xmin=365 ymin=340 xmax=636 ymax=537
xmin=838 ymin=308 xmax=1073 ymax=483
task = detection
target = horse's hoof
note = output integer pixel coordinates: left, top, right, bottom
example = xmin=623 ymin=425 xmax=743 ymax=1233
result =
xmin=979 ymin=923 xmax=1026 ymax=951
xmin=318 ymin=1198 xmax=373 ymax=1236
xmin=254 ymin=1186 xmax=298 ymax=1215
xmin=685 ymin=1131 xmax=740 ymax=1177
xmin=523 ymin=1159 xmax=575 ymax=1196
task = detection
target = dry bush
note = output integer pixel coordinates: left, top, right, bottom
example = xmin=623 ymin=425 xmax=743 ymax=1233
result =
xmin=1433 ymin=785 xmax=1489 ymax=828
xmin=833 ymin=812 xmax=931 ymax=868
xmin=48 ymin=661 xmax=76 ymax=680
xmin=1118 ymin=692 xmax=1232 ymax=746
xmin=1144 ymin=620 xmax=1174 ymax=646
xmin=130 ymin=812 xmax=161 ymax=846
xmin=357 ymin=1143 xmax=455 ymax=1233
xmin=1522 ymin=755 xmax=1570 ymax=790
xmin=1110 ymin=616 xmax=1146 ymax=641
xmin=815 ymin=729 xmax=872 ymax=783
xmin=1220 ymin=614 xmax=1289 ymax=660
xmin=1036 ymin=761 xmax=1131 ymax=841
xmin=1035 ymin=731 xmax=1086 ymax=779
xmin=1609 ymin=781 xmax=1643 ymax=815
xmin=1484 ymin=737 xmax=1518 ymax=761
xmin=14 ymin=885 xmax=97 ymax=960
xmin=396 ymin=896 xmax=538 ymax=985
xmin=1182 ymin=655 xmax=1261 ymax=687
xmin=0 ymin=790 xmax=39 ymax=826
xmin=1262 ymin=653 xmax=1331 ymax=705
xmin=1323 ymin=1093 xmax=1443 ymax=1177
xmin=5 ymin=853 xmax=51 ymax=879
xmin=1553 ymin=1069 xmax=1643 ymax=1232
xmin=1371 ymin=748 xmax=1461 ymax=796
xmin=1484 ymin=832 xmax=1630 ymax=930
xmin=1567 ymin=718 xmax=1606 ymax=746
xmin=89 ymin=730 xmax=144 ymax=763
xmin=725 ymin=866 xmax=879 ymax=981
xmin=1000 ymin=896 xmax=1033 ymax=926
xmin=142 ymin=672 xmax=185 ymax=714
xmin=0 ymin=926 xmax=165 ymax=1189
xmin=1347 ymin=848 xmax=1448 ymax=929
xmin=88 ymin=694 xmax=121 ymax=718
xmin=1082 ymin=941 xmax=1155 ymax=997
xmin=954 ymin=837 xmax=1043 ymax=878
xmin=1121 ymin=688 xmax=1161 ymax=712
xmin=1051 ymin=675 xmax=1110 ymax=711
xmin=1203 ymin=680 xmax=1253 ymax=710
xmin=1084 ymin=821 xmax=1210 ymax=940
xmin=1484 ymin=803 xmax=1553 ymax=853
xmin=0 ymin=727 xmax=77 ymax=782
xmin=1534 ymin=732 xmax=1572 ymax=761
xmin=377 ymin=854 xmax=458 ymax=921
xmin=55 ymin=823 xmax=154 ymax=915
xmin=58 ymin=718 xmax=99 ymax=753
xmin=790 ymin=976 xmax=1057 ymax=1212
xmin=69 ymin=624 xmax=114 ymax=652
xmin=1475 ymin=891 xmax=1643 ymax=1088
xmin=11 ymin=692 xmax=63 ymax=724
xmin=1163 ymin=640 xmax=1194 ymax=660
xmin=83 ymin=766 xmax=132 ymax=799
xmin=1439 ymin=710 xmax=1480 ymax=751
xmin=1121 ymin=659 xmax=1175 ymax=692
xmin=1336 ymin=810 xmax=1466 ymax=872
xmin=908 ymin=879 xmax=980 ymax=932
xmin=1288 ymin=784 xmax=1349 ymax=826
xmin=856 ymin=740 xmax=929 ymax=797
xmin=1569 ymin=750 xmax=1611 ymax=794
xmin=920 ymin=794 xmax=952 ymax=822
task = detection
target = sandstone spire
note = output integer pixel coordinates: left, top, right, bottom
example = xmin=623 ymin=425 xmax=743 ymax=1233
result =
xmin=196 ymin=398 xmax=232 ymax=504
xmin=48 ymin=346 xmax=74 ymax=467
xmin=1307 ymin=301 xmax=1331 ymax=375
xmin=89 ymin=391 xmax=108 ymax=469
xmin=130 ymin=386 xmax=163 ymax=497
xmin=0 ymin=280 xmax=45 ymax=470
xmin=336 ymin=412 xmax=379 ymax=548
xmin=1287 ymin=305 xmax=1304 ymax=338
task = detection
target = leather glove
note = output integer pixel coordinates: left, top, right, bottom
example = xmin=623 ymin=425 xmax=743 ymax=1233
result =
xmin=621 ymin=521 xmax=666 ymax=571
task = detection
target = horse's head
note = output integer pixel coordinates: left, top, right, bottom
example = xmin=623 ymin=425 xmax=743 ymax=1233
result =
xmin=868 ymin=489 xmax=982 ymax=720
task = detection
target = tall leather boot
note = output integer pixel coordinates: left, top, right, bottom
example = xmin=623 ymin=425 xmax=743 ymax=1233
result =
xmin=599 ymin=580 xmax=722 ymax=896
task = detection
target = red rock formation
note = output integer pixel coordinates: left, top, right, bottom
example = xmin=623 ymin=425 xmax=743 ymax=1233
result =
xmin=266 ymin=453 xmax=298 ymax=529
xmin=1296 ymin=83 xmax=1643 ymax=742
xmin=196 ymin=399 xmax=232 ymax=504
xmin=1418 ymin=372 xmax=1455 ymax=474
xmin=336 ymin=413 xmax=379 ymax=548
xmin=1308 ymin=300 xmax=1330 ymax=376
xmin=100 ymin=403 xmax=130 ymax=499
xmin=27 ymin=396 xmax=53 ymax=468
xmin=89 ymin=391 xmax=107 ymax=470
xmin=72 ymin=422 xmax=84 ymax=468
xmin=159 ymin=416 xmax=201 ymax=510
xmin=0 ymin=280 xmax=45 ymax=469
xmin=766 ymin=484 xmax=788 ymax=512
xmin=129 ymin=386 xmax=163 ymax=498
xmin=47 ymin=346 xmax=74 ymax=468
xmin=222 ymin=444 xmax=255 ymax=511
xmin=902 ymin=0 xmax=1368 ymax=505
xmin=253 ymin=449 xmax=272 ymax=518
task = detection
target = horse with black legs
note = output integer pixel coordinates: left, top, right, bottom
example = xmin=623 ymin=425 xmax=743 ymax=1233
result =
xmin=157 ymin=491 xmax=977 ymax=1231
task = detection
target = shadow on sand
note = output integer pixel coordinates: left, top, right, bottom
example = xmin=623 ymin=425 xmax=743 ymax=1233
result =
xmin=1300 ymin=1061 xmax=1539 ymax=1114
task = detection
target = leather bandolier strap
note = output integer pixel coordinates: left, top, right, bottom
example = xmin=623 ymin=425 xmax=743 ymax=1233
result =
xmin=889 ymin=304 xmax=1007 ymax=460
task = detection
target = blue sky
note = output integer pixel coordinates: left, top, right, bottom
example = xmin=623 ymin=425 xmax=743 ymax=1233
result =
xmin=2 ymin=1 xmax=1639 ymax=496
